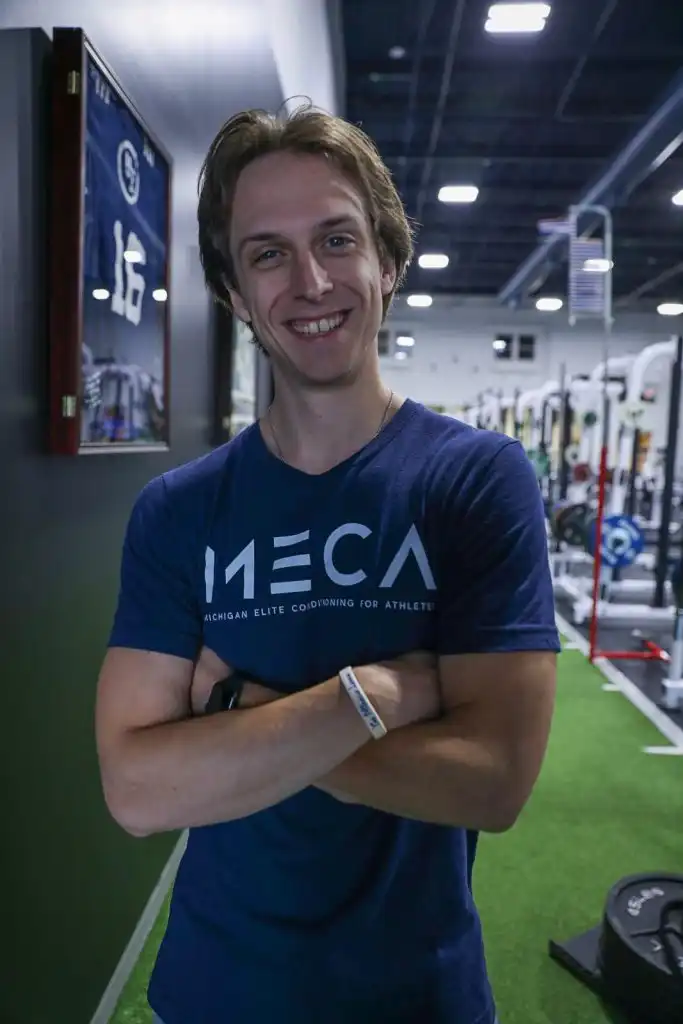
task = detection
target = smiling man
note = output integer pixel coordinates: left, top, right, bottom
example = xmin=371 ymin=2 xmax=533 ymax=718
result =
xmin=95 ymin=104 xmax=560 ymax=1024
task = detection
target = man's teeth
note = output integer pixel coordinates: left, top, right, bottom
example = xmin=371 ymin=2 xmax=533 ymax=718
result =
xmin=290 ymin=313 xmax=345 ymax=336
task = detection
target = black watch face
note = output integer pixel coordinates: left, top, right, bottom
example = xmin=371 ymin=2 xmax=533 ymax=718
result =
xmin=205 ymin=678 xmax=240 ymax=714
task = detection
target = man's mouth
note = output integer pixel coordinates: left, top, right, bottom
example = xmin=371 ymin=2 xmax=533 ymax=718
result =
xmin=286 ymin=310 xmax=351 ymax=337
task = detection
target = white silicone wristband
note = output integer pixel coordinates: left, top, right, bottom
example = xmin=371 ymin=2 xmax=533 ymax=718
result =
xmin=339 ymin=666 xmax=388 ymax=740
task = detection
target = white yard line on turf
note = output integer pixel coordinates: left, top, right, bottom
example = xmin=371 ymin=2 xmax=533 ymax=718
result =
xmin=556 ymin=611 xmax=683 ymax=755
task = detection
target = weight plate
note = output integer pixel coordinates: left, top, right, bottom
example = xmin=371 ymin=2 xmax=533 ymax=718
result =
xmin=573 ymin=463 xmax=591 ymax=483
xmin=586 ymin=515 xmax=645 ymax=569
xmin=554 ymin=503 xmax=590 ymax=547
xmin=598 ymin=873 xmax=683 ymax=1024
xmin=565 ymin=444 xmax=580 ymax=467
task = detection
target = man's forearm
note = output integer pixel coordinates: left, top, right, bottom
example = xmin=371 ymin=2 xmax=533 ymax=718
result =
xmin=109 ymin=679 xmax=370 ymax=836
xmin=318 ymin=713 xmax=515 ymax=832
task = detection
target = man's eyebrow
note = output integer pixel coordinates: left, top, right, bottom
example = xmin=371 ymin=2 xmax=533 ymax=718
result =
xmin=237 ymin=216 xmax=360 ymax=255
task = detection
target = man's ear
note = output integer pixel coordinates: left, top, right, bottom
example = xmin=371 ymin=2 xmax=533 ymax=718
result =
xmin=228 ymin=286 xmax=250 ymax=324
xmin=379 ymin=261 xmax=397 ymax=297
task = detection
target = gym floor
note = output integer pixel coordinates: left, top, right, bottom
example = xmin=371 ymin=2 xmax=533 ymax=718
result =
xmin=555 ymin=593 xmax=683 ymax=732
xmin=109 ymin=640 xmax=682 ymax=1024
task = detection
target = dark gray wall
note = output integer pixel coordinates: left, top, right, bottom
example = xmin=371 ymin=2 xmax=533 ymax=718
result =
xmin=0 ymin=26 xmax=275 ymax=1024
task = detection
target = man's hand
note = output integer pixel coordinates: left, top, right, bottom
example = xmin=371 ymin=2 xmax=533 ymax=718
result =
xmin=190 ymin=647 xmax=283 ymax=715
xmin=191 ymin=647 xmax=440 ymax=726
xmin=355 ymin=650 xmax=441 ymax=731
xmin=317 ymin=651 xmax=441 ymax=804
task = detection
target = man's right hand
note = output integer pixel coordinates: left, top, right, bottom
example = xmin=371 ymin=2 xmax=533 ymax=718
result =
xmin=353 ymin=651 xmax=441 ymax=733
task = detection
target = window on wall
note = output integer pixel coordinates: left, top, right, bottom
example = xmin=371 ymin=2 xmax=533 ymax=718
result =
xmin=493 ymin=334 xmax=513 ymax=360
xmin=518 ymin=334 xmax=536 ymax=360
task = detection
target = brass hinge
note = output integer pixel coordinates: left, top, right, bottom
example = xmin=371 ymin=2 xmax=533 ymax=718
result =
xmin=67 ymin=71 xmax=80 ymax=96
xmin=62 ymin=395 xmax=77 ymax=418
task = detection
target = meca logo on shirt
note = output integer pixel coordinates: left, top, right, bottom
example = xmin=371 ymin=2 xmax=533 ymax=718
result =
xmin=204 ymin=522 xmax=436 ymax=603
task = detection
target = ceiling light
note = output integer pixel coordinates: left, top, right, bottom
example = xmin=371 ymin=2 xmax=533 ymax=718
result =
xmin=485 ymin=3 xmax=551 ymax=33
xmin=583 ymin=258 xmax=613 ymax=273
xmin=418 ymin=253 xmax=449 ymax=269
xmin=438 ymin=184 xmax=479 ymax=204
xmin=124 ymin=249 xmax=143 ymax=264
xmin=92 ymin=288 xmax=110 ymax=301
xmin=395 ymin=351 xmax=408 ymax=361
xmin=406 ymin=294 xmax=433 ymax=308
xmin=657 ymin=302 xmax=683 ymax=317
xmin=492 ymin=339 xmax=508 ymax=352
xmin=153 ymin=288 xmax=168 ymax=302
xmin=388 ymin=46 xmax=406 ymax=59
xmin=536 ymin=297 xmax=563 ymax=312
xmin=396 ymin=335 xmax=415 ymax=347
xmin=672 ymin=190 xmax=683 ymax=206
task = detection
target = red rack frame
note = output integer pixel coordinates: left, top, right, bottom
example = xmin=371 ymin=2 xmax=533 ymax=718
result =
xmin=588 ymin=444 xmax=669 ymax=665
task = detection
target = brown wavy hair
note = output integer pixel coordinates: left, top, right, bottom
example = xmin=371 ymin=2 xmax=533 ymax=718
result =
xmin=197 ymin=101 xmax=415 ymax=324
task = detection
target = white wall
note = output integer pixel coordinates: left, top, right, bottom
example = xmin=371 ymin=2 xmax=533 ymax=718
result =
xmin=382 ymin=299 xmax=676 ymax=411
xmin=382 ymin=298 xmax=683 ymax=474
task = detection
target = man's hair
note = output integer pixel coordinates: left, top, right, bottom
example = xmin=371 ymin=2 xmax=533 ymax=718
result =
xmin=196 ymin=102 xmax=415 ymax=323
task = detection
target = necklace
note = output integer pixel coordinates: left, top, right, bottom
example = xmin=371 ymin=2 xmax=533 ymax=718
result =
xmin=267 ymin=389 xmax=395 ymax=465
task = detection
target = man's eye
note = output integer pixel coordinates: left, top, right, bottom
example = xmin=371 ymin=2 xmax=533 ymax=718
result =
xmin=254 ymin=249 xmax=280 ymax=264
xmin=327 ymin=235 xmax=353 ymax=249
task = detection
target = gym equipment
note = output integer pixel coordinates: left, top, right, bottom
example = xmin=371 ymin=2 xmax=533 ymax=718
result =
xmin=630 ymin=564 xmax=683 ymax=711
xmin=585 ymin=514 xmax=645 ymax=570
xmin=526 ymin=448 xmax=550 ymax=480
xmin=557 ymin=337 xmax=683 ymax=629
xmin=611 ymin=338 xmax=681 ymax=521
xmin=564 ymin=443 xmax=580 ymax=467
xmin=549 ymin=872 xmax=683 ymax=1024
xmin=550 ymin=502 xmax=592 ymax=548
xmin=572 ymin=462 xmax=591 ymax=483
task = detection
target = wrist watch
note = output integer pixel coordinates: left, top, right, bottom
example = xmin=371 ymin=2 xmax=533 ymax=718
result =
xmin=204 ymin=670 xmax=252 ymax=714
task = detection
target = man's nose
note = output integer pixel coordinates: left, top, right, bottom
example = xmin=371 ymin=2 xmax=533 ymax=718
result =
xmin=291 ymin=251 xmax=333 ymax=302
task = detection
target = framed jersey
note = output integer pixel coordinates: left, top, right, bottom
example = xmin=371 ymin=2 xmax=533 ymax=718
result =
xmin=48 ymin=28 xmax=172 ymax=455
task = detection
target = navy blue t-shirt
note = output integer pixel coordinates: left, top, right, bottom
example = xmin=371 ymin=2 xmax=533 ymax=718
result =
xmin=109 ymin=399 xmax=560 ymax=1024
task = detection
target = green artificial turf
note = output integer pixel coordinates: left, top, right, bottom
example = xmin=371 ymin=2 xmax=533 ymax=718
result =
xmin=475 ymin=649 xmax=682 ymax=1023
xmin=110 ymin=648 xmax=682 ymax=1023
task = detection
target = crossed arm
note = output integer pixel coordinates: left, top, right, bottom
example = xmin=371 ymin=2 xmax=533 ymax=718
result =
xmin=314 ymin=649 xmax=556 ymax=831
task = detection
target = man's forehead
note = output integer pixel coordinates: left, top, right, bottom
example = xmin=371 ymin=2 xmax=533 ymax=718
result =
xmin=232 ymin=192 xmax=368 ymax=249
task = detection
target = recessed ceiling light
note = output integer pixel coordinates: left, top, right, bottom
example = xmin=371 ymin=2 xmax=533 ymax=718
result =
xmin=388 ymin=46 xmax=406 ymax=59
xmin=583 ymin=258 xmax=613 ymax=273
xmin=395 ymin=350 xmax=408 ymax=360
xmin=536 ymin=297 xmax=563 ymax=312
xmin=485 ymin=3 xmax=551 ymax=34
xmin=438 ymin=185 xmax=479 ymax=204
xmin=657 ymin=302 xmax=683 ymax=317
xmin=407 ymin=294 xmax=433 ymax=308
xmin=396 ymin=336 xmax=415 ymax=347
xmin=418 ymin=253 xmax=450 ymax=269
xmin=672 ymin=190 xmax=683 ymax=207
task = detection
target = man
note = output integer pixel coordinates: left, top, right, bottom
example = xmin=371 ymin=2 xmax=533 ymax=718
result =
xmin=95 ymin=104 xmax=560 ymax=1024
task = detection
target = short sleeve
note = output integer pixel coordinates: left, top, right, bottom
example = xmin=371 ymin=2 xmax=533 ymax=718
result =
xmin=108 ymin=475 xmax=202 ymax=660
xmin=436 ymin=439 xmax=560 ymax=655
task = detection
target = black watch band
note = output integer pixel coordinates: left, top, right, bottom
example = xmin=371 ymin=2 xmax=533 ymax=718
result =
xmin=204 ymin=669 xmax=252 ymax=714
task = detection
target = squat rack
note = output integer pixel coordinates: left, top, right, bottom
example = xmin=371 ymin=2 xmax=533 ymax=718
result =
xmin=588 ymin=335 xmax=683 ymax=682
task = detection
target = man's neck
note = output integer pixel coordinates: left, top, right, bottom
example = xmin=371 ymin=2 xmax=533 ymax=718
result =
xmin=263 ymin=376 xmax=402 ymax=475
